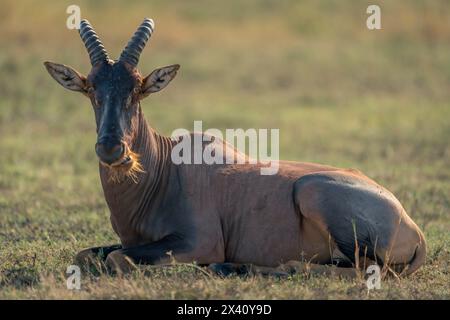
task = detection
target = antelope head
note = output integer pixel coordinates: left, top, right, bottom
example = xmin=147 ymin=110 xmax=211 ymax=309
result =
xmin=44 ymin=18 xmax=179 ymax=182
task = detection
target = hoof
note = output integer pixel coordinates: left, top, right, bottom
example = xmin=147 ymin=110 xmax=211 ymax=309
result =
xmin=208 ymin=263 xmax=252 ymax=277
xmin=105 ymin=251 xmax=137 ymax=275
xmin=74 ymin=248 xmax=104 ymax=273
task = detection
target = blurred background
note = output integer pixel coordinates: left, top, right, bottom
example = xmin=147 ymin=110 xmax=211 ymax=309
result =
xmin=0 ymin=0 xmax=449 ymax=297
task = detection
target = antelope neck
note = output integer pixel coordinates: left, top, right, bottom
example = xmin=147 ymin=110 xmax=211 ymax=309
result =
xmin=99 ymin=104 xmax=173 ymax=229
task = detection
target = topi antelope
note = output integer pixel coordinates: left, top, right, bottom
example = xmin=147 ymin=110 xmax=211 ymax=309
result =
xmin=44 ymin=18 xmax=426 ymax=277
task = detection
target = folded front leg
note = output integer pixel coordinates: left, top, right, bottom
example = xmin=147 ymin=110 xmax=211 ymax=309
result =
xmin=105 ymin=234 xmax=191 ymax=274
xmin=74 ymin=244 xmax=122 ymax=272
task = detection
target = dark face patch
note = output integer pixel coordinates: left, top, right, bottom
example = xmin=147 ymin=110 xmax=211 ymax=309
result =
xmin=87 ymin=61 xmax=141 ymax=148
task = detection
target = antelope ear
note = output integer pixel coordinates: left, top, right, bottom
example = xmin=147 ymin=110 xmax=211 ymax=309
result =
xmin=44 ymin=61 xmax=87 ymax=93
xmin=141 ymin=64 xmax=180 ymax=98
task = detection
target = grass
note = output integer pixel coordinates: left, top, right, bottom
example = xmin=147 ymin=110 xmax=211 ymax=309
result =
xmin=0 ymin=0 xmax=449 ymax=299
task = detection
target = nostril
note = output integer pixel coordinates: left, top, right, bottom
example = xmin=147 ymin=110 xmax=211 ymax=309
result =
xmin=109 ymin=144 xmax=122 ymax=155
xmin=96 ymin=142 xmax=124 ymax=164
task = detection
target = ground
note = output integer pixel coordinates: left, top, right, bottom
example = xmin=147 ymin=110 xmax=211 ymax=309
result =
xmin=0 ymin=0 xmax=449 ymax=299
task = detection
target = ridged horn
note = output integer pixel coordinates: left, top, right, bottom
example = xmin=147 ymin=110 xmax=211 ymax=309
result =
xmin=78 ymin=19 xmax=110 ymax=66
xmin=119 ymin=18 xmax=154 ymax=67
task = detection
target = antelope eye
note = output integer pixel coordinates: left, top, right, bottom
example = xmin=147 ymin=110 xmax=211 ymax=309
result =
xmin=93 ymin=94 xmax=102 ymax=107
xmin=95 ymin=97 xmax=103 ymax=106
xmin=125 ymin=95 xmax=132 ymax=108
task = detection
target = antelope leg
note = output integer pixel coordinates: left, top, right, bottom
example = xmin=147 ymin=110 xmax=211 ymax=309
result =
xmin=74 ymin=244 xmax=122 ymax=271
xmin=105 ymin=234 xmax=190 ymax=274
